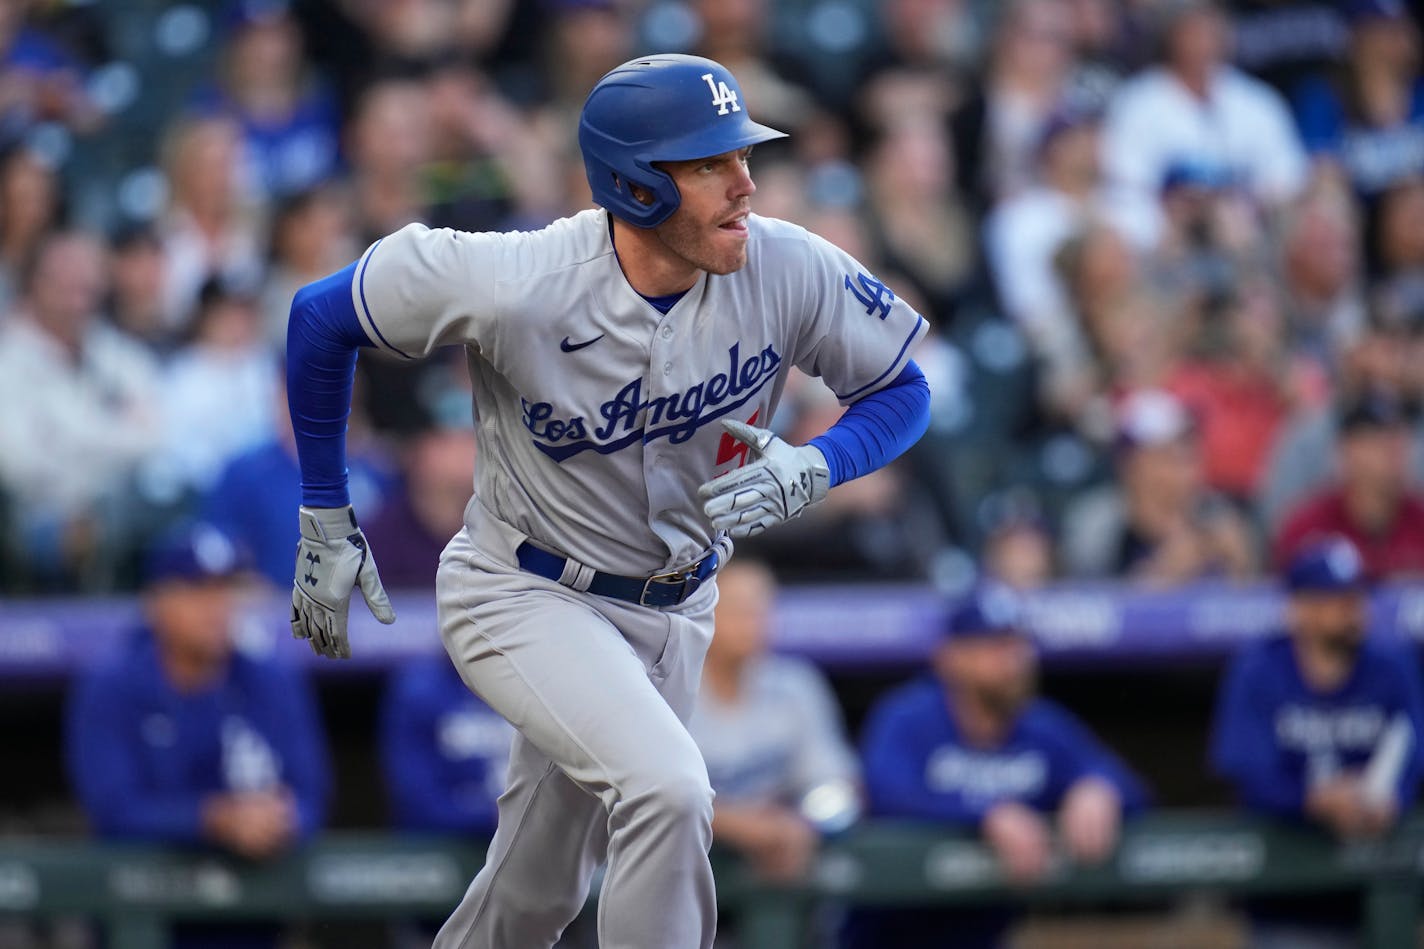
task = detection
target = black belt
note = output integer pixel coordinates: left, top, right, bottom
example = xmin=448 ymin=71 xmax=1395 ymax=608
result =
xmin=515 ymin=541 xmax=719 ymax=608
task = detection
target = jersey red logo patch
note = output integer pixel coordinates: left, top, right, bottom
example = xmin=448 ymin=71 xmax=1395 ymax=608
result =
xmin=716 ymin=410 xmax=760 ymax=468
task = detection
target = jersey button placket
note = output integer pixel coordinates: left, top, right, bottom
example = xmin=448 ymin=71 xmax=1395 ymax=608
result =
xmin=646 ymin=317 xmax=679 ymax=540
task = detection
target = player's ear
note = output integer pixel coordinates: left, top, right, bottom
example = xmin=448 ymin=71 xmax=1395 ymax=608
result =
xmin=629 ymin=182 xmax=654 ymax=206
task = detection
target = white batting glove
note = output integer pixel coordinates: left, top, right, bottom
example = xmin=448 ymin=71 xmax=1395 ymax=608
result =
xmin=291 ymin=505 xmax=396 ymax=659
xmin=698 ymin=420 xmax=830 ymax=538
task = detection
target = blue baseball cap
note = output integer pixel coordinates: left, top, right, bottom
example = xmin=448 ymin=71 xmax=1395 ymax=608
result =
xmin=144 ymin=522 xmax=248 ymax=587
xmin=946 ymin=583 xmax=1026 ymax=639
xmin=1285 ymin=536 xmax=1368 ymax=593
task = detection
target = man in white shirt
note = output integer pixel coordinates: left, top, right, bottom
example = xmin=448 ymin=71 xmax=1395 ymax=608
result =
xmin=1101 ymin=0 xmax=1308 ymax=209
xmin=0 ymin=232 xmax=161 ymax=587
xmin=983 ymin=108 xmax=1158 ymax=381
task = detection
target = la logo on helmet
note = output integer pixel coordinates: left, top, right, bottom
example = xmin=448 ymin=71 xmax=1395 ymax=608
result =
xmin=701 ymin=73 xmax=740 ymax=116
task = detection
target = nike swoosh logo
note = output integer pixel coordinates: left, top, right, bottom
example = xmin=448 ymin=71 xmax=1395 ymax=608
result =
xmin=560 ymin=334 xmax=604 ymax=353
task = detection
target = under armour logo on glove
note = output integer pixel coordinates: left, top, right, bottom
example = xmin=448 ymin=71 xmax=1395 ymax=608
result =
xmin=290 ymin=505 xmax=396 ymax=659
xmin=697 ymin=419 xmax=830 ymax=538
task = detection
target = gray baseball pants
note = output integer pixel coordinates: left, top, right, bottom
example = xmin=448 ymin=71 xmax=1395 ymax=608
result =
xmin=431 ymin=501 xmax=720 ymax=949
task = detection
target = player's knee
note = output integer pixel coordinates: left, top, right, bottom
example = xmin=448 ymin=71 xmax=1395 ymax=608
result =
xmin=630 ymin=766 xmax=714 ymax=827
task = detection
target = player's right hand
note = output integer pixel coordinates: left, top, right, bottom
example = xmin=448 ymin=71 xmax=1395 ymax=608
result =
xmin=290 ymin=505 xmax=396 ymax=659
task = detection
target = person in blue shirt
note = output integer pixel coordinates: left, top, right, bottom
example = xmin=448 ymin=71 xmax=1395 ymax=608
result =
xmin=1211 ymin=534 xmax=1424 ymax=948
xmin=379 ymin=652 xmax=514 ymax=835
xmin=1292 ymin=0 xmax=1424 ymax=197
xmin=850 ymin=584 xmax=1147 ymax=949
xmin=66 ymin=521 xmax=329 ymax=948
xmin=189 ymin=1 xmax=342 ymax=201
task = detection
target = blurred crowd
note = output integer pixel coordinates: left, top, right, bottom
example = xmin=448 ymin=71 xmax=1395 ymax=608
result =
xmin=4 ymin=0 xmax=1424 ymax=595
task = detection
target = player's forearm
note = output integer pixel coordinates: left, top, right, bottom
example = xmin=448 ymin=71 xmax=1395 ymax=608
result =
xmin=809 ymin=361 xmax=930 ymax=487
xmin=286 ymin=262 xmax=374 ymax=507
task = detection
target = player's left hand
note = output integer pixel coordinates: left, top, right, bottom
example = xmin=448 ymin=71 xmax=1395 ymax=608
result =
xmin=290 ymin=505 xmax=396 ymax=659
xmin=698 ymin=420 xmax=830 ymax=538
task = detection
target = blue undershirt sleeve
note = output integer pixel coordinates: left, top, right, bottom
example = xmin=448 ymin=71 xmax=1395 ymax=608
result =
xmin=286 ymin=263 xmax=375 ymax=508
xmin=809 ymin=360 xmax=931 ymax=487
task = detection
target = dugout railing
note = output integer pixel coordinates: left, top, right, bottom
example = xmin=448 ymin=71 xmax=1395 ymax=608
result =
xmin=0 ymin=812 xmax=1420 ymax=949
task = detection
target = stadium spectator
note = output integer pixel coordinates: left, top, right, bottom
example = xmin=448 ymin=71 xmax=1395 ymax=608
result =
xmin=1292 ymin=0 xmax=1424 ymax=198
xmin=853 ymin=584 xmax=1146 ymax=948
xmin=193 ymin=0 xmax=342 ymax=203
xmin=1061 ymin=389 xmax=1258 ymax=583
xmin=1211 ymin=535 xmax=1424 ymax=946
xmin=1144 ymin=158 xmax=1266 ymax=331
xmin=142 ymin=278 xmax=278 ymax=506
xmin=983 ymin=107 xmax=1156 ymax=394
xmin=157 ymin=116 xmax=265 ymax=331
xmin=65 ymin=521 xmax=328 ymax=947
xmin=951 ymin=0 xmax=1079 ymax=210
xmin=0 ymin=144 xmax=59 ymax=314
xmin=380 ymin=652 xmax=513 ymax=835
xmin=979 ymin=494 xmax=1057 ymax=589
xmin=365 ymin=426 xmax=477 ymax=591
xmin=686 ymin=560 xmax=860 ymax=883
xmin=851 ymin=0 xmax=975 ymax=133
xmin=536 ymin=0 xmax=632 ymax=118
xmin=1257 ymin=314 xmax=1423 ymax=531
xmin=344 ymin=78 xmax=434 ymax=243
xmin=1274 ymin=392 xmax=1424 ymax=578
xmin=1367 ymin=176 xmax=1424 ymax=318
xmin=1047 ymin=225 xmax=1176 ymax=430
xmin=258 ymin=185 xmax=356 ymax=348
xmin=0 ymin=231 xmax=159 ymax=590
xmin=1278 ymin=186 xmax=1367 ymax=369
xmin=1101 ymin=0 xmax=1308 ymax=211
xmin=106 ymin=223 xmax=170 ymax=351
xmin=0 ymin=2 xmax=101 ymax=145
xmin=862 ymin=116 xmax=975 ymax=324
xmin=1166 ymin=277 xmax=1295 ymax=502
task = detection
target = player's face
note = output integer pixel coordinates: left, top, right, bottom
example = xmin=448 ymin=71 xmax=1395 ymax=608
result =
xmin=653 ymin=147 xmax=757 ymax=276
xmin=709 ymin=562 xmax=774 ymax=665
xmin=1290 ymin=592 xmax=1367 ymax=659
xmin=938 ymin=633 xmax=1037 ymax=719
xmin=145 ymin=580 xmax=237 ymax=666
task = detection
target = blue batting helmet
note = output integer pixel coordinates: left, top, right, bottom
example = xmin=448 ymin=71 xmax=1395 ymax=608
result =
xmin=578 ymin=54 xmax=788 ymax=228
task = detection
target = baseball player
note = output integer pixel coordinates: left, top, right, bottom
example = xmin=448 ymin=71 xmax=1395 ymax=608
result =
xmin=284 ymin=55 xmax=930 ymax=949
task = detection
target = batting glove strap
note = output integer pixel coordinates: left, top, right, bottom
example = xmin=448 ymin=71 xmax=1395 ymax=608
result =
xmin=697 ymin=420 xmax=830 ymax=539
xmin=291 ymin=504 xmax=396 ymax=660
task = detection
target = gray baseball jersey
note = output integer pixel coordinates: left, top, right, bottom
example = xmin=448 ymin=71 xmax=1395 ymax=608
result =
xmin=687 ymin=654 xmax=858 ymax=807
xmin=351 ymin=209 xmax=927 ymax=573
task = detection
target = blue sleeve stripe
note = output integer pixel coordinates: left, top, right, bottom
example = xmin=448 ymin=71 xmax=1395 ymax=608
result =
xmin=354 ymin=238 xmax=415 ymax=360
xmin=836 ymin=314 xmax=927 ymax=402
xmin=810 ymin=360 xmax=931 ymax=487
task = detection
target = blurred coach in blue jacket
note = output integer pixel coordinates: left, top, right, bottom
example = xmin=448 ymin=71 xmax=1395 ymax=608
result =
xmin=380 ymin=652 xmax=513 ymax=835
xmin=1211 ymin=534 xmax=1424 ymax=948
xmin=66 ymin=521 xmax=328 ymax=851
xmin=851 ymin=583 xmax=1147 ymax=949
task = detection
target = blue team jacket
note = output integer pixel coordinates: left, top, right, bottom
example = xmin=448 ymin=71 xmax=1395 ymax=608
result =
xmin=1210 ymin=634 xmax=1424 ymax=818
xmin=65 ymin=627 xmax=330 ymax=842
xmin=379 ymin=654 xmax=513 ymax=834
xmin=860 ymin=676 xmax=1148 ymax=824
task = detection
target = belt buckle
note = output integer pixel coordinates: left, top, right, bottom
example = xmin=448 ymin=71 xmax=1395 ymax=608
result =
xmin=640 ymin=565 xmax=699 ymax=607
